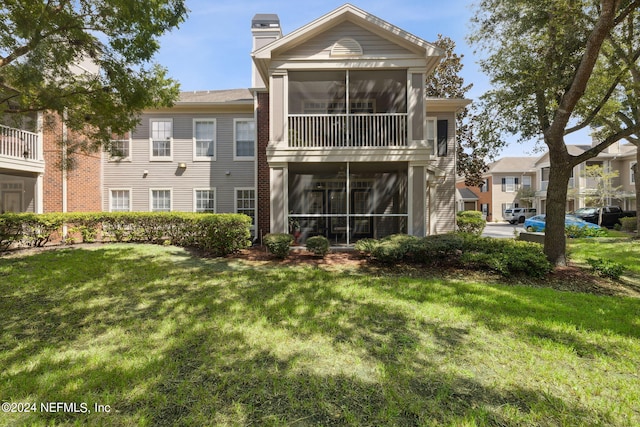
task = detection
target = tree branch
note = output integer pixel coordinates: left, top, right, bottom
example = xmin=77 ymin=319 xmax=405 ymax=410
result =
xmin=548 ymin=0 xmax=620 ymax=140
xmin=573 ymin=124 xmax=640 ymax=164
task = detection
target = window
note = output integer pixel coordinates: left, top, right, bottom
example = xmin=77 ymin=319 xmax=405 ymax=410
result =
xmin=108 ymin=138 xmax=131 ymax=161
xmin=426 ymin=117 xmax=436 ymax=153
xmin=150 ymin=119 xmax=172 ymax=160
xmin=522 ymin=176 xmax=531 ymax=188
xmin=501 ymin=177 xmax=519 ymax=192
xmin=632 ymin=163 xmax=637 ymax=184
xmin=437 ymin=120 xmax=448 ymax=156
xmin=193 ymin=119 xmax=216 ymax=161
xmin=235 ymin=188 xmax=256 ymax=227
xmin=110 ymin=189 xmax=131 ymax=212
xmin=194 ymin=189 xmax=216 ymax=213
xmin=150 ymin=189 xmax=171 ymax=212
xmin=479 ymin=179 xmax=489 ymax=193
xmin=234 ymin=119 xmax=255 ymax=160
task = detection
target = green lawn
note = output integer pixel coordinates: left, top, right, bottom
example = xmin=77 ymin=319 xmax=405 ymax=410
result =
xmin=1 ymin=244 xmax=639 ymax=426
xmin=569 ymin=237 xmax=640 ymax=284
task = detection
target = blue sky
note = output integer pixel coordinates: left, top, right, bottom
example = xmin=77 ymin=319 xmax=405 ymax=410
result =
xmin=154 ymin=0 xmax=589 ymax=158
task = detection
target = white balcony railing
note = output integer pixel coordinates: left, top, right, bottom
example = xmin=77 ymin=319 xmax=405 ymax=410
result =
xmin=0 ymin=124 xmax=39 ymax=161
xmin=288 ymin=113 xmax=407 ymax=148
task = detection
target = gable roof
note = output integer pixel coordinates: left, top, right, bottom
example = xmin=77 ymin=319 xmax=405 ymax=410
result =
xmin=177 ymin=89 xmax=253 ymax=105
xmin=252 ymin=4 xmax=443 ymax=85
xmin=487 ymin=157 xmax=537 ymax=174
xmin=457 ymin=187 xmax=479 ymax=201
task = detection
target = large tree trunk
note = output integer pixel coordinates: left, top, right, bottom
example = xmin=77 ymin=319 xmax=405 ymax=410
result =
xmin=544 ymin=152 xmax=573 ymax=265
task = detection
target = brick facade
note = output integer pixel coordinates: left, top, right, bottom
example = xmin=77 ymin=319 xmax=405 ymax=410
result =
xmin=256 ymin=91 xmax=270 ymax=239
xmin=42 ymin=112 xmax=102 ymax=213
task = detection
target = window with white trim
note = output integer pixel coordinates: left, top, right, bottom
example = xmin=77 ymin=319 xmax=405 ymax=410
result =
xmin=235 ymin=188 xmax=255 ymax=227
xmin=150 ymin=189 xmax=171 ymax=212
xmin=110 ymin=189 xmax=131 ymax=212
xmin=194 ymin=189 xmax=216 ymax=213
xmin=479 ymin=179 xmax=489 ymax=193
xmin=108 ymin=138 xmax=131 ymax=161
xmin=234 ymin=119 xmax=255 ymax=160
xmin=193 ymin=119 xmax=216 ymax=160
xmin=426 ymin=117 xmax=436 ymax=153
xmin=501 ymin=176 xmax=519 ymax=192
xmin=150 ymin=119 xmax=172 ymax=160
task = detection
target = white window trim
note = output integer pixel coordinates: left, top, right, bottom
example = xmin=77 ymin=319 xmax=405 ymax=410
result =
xmin=149 ymin=188 xmax=173 ymax=212
xmin=233 ymin=118 xmax=256 ymax=161
xmin=426 ymin=116 xmax=436 ymax=154
xmin=109 ymin=188 xmax=132 ymax=212
xmin=108 ymin=137 xmax=133 ymax=162
xmin=149 ymin=118 xmax=173 ymax=161
xmin=193 ymin=188 xmax=217 ymax=213
xmin=192 ymin=118 xmax=217 ymax=162
xmin=234 ymin=187 xmax=256 ymax=230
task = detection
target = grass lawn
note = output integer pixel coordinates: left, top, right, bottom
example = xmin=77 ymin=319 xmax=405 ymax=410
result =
xmin=569 ymin=237 xmax=640 ymax=284
xmin=1 ymin=244 xmax=639 ymax=426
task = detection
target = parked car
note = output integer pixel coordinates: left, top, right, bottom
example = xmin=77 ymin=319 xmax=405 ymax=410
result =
xmin=572 ymin=206 xmax=636 ymax=228
xmin=503 ymin=207 xmax=537 ymax=224
xmin=524 ymin=214 xmax=603 ymax=233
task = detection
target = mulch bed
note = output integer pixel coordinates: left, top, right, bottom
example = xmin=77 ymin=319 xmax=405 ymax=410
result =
xmin=4 ymin=243 xmax=639 ymax=298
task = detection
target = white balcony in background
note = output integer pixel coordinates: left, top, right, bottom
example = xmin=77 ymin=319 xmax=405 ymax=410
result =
xmin=0 ymin=124 xmax=44 ymax=173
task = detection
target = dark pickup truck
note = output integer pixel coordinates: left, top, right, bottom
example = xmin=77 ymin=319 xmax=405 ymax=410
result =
xmin=572 ymin=206 xmax=636 ymax=228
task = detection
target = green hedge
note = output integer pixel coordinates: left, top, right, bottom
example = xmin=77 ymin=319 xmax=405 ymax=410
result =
xmin=456 ymin=210 xmax=486 ymax=235
xmin=0 ymin=212 xmax=252 ymax=256
xmin=356 ymin=233 xmax=552 ymax=278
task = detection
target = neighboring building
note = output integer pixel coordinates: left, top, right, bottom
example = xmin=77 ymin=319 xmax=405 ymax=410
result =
xmin=2 ymin=4 xmax=471 ymax=244
xmin=456 ymin=157 xmax=536 ymax=222
xmin=534 ymin=141 xmax=637 ymax=213
xmin=456 ymin=141 xmax=638 ymax=221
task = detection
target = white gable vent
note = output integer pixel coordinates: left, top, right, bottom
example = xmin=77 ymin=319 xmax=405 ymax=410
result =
xmin=331 ymin=38 xmax=363 ymax=57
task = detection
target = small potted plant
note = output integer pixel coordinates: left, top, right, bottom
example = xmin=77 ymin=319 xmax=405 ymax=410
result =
xmin=288 ymin=216 xmax=301 ymax=245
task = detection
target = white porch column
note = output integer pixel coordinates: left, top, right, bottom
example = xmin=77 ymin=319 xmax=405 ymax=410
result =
xmin=36 ymin=174 xmax=44 ymax=214
xmin=269 ymin=162 xmax=288 ymax=233
xmin=409 ymin=162 xmax=427 ymax=236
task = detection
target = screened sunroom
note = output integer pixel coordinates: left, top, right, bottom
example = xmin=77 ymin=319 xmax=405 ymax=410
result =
xmin=287 ymin=70 xmax=408 ymax=148
xmin=287 ymin=161 xmax=408 ymax=244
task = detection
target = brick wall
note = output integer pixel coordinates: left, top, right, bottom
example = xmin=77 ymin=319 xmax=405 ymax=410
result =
xmin=256 ymin=91 xmax=270 ymax=239
xmin=42 ymin=112 xmax=102 ymax=213
xmin=42 ymin=113 xmax=64 ymax=213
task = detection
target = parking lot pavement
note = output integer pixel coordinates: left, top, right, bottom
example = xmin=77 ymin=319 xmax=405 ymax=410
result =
xmin=481 ymin=222 xmax=524 ymax=239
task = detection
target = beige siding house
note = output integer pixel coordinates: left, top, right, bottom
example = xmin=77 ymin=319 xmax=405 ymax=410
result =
xmin=534 ymin=142 xmax=638 ymax=212
xmin=100 ymin=4 xmax=469 ymax=243
xmin=252 ymin=4 xmax=468 ymax=243
xmin=103 ymin=89 xmax=257 ymax=224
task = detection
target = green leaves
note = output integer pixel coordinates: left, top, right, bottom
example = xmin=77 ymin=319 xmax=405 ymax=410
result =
xmin=0 ymin=0 xmax=187 ymax=160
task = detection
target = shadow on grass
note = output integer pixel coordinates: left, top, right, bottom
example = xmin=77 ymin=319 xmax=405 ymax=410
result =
xmin=0 ymin=245 xmax=633 ymax=425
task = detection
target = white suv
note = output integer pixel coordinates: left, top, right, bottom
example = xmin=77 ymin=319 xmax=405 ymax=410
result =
xmin=503 ymin=208 xmax=537 ymax=224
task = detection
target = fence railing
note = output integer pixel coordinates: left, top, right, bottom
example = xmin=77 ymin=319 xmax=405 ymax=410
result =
xmin=0 ymin=125 xmax=40 ymax=161
xmin=288 ymin=113 xmax=407 ymax=148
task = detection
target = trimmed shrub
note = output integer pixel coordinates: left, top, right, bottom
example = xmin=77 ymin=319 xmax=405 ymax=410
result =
xmin=264 ymin=233 xmax=294 ymax=259
xmin=354 ymin=232 xmax=552 ymax=277
xmin=370 ymin=234 xmax=420 ymax=263
xmin=619 ymin=217 xmax=638 ymax=233
xmin=586 ymin=258 xmax=625 ymax=280
xmin=0 ymin=212 xmax=252 ymax=256
xmin=456 ymin=210 xmax=486 ymax=235
xmin=306 ymin=235 xmax=330 ymax=257
xmin=354 ymin=238 xmax=378 ymax=254
xmin=565 ymin=225 xmax=607 ymax=238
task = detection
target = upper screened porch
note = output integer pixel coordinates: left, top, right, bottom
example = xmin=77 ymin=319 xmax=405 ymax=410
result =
xmin=287 ymin=70 xmax=410 ymax=148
